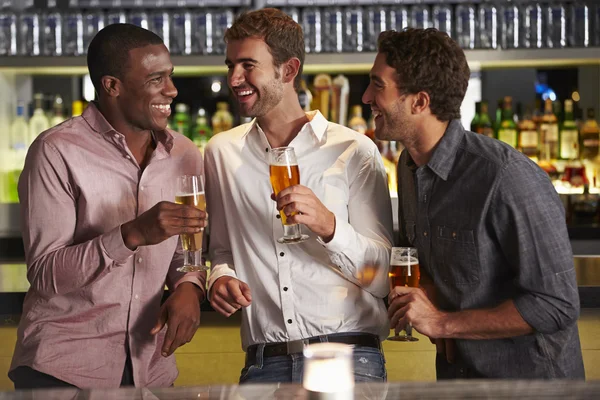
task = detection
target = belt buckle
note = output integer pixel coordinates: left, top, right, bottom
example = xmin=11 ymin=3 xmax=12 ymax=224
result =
xmin=286 ymin=339 xmax=309 ymax=354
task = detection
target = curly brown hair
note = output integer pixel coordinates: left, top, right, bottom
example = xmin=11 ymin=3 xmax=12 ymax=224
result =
xmin=377 ymin=28 xmax=470 ymax=122
xmin=224 ymin=8 xmax=305 ymax=90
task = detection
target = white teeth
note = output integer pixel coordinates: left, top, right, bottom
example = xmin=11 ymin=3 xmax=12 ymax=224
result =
xmin=152 ymin=104 xmax=170 ymax=111
xmin=372 ymin=110 xmax=381 ymax=118
xmin=238 ymin=90 xmax=254 ymax=96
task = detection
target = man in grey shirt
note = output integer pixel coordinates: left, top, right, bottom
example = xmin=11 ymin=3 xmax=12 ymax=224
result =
xmin=363 ymin=28 xmax=584 ymax=379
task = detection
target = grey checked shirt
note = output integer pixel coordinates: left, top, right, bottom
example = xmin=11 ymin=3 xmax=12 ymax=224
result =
xmin=400 ymin=120 xmax=585 ymax=379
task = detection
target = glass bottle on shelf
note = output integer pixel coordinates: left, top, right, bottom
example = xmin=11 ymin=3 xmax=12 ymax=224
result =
xmin=210 ymin=9 xmax=233 ymax=55
xmin=497 ymin=96 xmax=518 ymax=148
xmin=5 ymin=103 xmax=29 ymax=203
xmin=455 ymin=3 xmax=476 ymax=49
xmin=63 ymin=0 xmax=84 ymax=56
xmin=560 ymin=100 xmax=579 ymax=161
xmin=569 ymin=1 xmax=590 ymax=47
xmin=580 ymin=108 xmax=600 ymax=160
xmin=546 ymin=2 xmax=566 ymax=48
xmin=191 ymin=108 xmax=212 ymax=155
xmin=29 ymin=93 xmax=50 ymax=145
xmin=50 ymin=95 xmax=66 ymax=127
xmin=301 ymin=8 xmax=322 ymax=53
xmin=518 ymin=106 xmax=539 ymax=161
xmin=297 ymin=79 xmax=313 ymax=112
xmin=18 ymin=0 xmax=41 ymax=56
xmin=365 ymin=6 xmax=386 ymax=52
xmin=473 ymin=101 xmax=494 ymax=138
xmin=521 ymin=1 xmax=544 ymax=48
xmin=471 ymin=102 xmax=481 ymax=132
xmin=388 ymin=5 xmax=408 ymax=33
xmin=72 ymin=100 xmax=84 ymax=117
xmin=107 ymin=0 xmax=127 ymax=26
xmin=348 ymin=105 xmax=367 ymax=135
xmin=410 ymin=4 xmax=431 ymax=29
xmin=478 ymin=2 xmax=498 ymax=49
xmin=191 ymin=9 xmax=208 ymax=55
xmin=128 ymin=1 xmax=149 ymax=30
xmin=595 ymin=2 xmax=600 ymax=46
xmin=212 ymin=102 xmax=233 ymax=135
xmin=323 ymin=7 xmax=343 ymax=53
xmin=281 ymin=7 xmax=300 ymax=23
xmin=540 ymin=99 xmax=560 ymax=161
xmin=83 ymin=2 xmax=105 ymax=53
xmin=174 ymin=103 xmax=191 ymax=138
xmin=41 ymin=0 xmax=62 ymax=56
xmin=148 ymin=10 xmax=170 ymax=51
xmin=501 ymin=2 xmax=519 ymax=49
xmin=432 ymin=4 xmax=452 ymax=38
xmin=170 ymin=9 xmax=192 ymax=55
xmin=0 ymin=0 xmax=17 ymax=56
xmin=343 ymin=6 xmax=364 ymax=53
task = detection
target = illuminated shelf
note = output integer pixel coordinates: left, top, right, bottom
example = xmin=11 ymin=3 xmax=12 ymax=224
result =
xmin=0 ymin=48 xmax=599 ymax=76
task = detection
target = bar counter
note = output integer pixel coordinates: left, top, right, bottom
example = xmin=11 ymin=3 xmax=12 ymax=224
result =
xmin=1 ymin=380 xmax=600 ymax=399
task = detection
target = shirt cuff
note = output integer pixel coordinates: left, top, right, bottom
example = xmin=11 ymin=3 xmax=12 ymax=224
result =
xmin=174 ymin=274 xmax=207 ymax=302
xmin=100 ymin=225 xmax=137 ymax=264
xmin=317 ymin=216 xmax=352 ymax=254
xmin=206 ymin=263 xmax=237 ymax=301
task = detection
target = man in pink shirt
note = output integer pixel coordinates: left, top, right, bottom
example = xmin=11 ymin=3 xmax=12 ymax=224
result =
xmin=9 ymin=24 xmax=207 ymax=389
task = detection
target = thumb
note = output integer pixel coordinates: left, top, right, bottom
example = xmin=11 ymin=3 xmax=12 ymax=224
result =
xmin=239 ymin=282 xmax=253 ymax=304
xmin=270 ymin=193 xmax=276 ymax=201
xmin=151 ymin=306 xmax=168 ymax=335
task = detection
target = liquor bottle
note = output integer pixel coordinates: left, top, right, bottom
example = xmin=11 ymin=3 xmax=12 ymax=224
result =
xmin=518 ymin=107 xmax=539 ymax=160
xmin=191 ymin=108 xmax=212 ymax=154
xmin=494 ymin=98 xmax=503 ymax=133
xmin=107 ymin=0 xmax=127 ymax=26
xmin=365 ymin=6 xmax=386 ymax=52
xmin=546 ymin=2 xmax=566 ymax=48
xmin=471 ymin=102 xmax=481 ymax=132
xmin=212 ymin=102 xmax=233 ymax=135
xmin=170 ymin=10 xmax=192 ymax=55
xmin=570 ymin=1 xmax=591 ymax=47
xmin=0 ymin=0 xmax=17 ymax=56
xmin=478 ymin=2 xmax=498 ymax=49
xmin=497 ymin=97 xmax=518 ymax=148
xmin=501 ymin=2 xmax=519 ymax=49
xmin=41 ymin=0 xmax=62 ymax=56
xmin=323 ymin=7 xmax=343 ymax=53
xmin=313 ymin=74 xmax=332 ymax=120
xmin=432 ymin=4 xmax=452 ymax=37
xmin=29 ymin=94 xmax=50 ymax=145
xmin=540 ymin=99 xmax=559 ymax=161
xmin=128 ymin=4 xmax=149 ymax=30
xmin=63 ymin=0 xmax=84 ymax=56
xmin=580 ymin=108 xmax=600 ymax=160
xmin=343 ymin=6 xmax=364 ymax=53
xmin=191 ymin=9 xmax=208 ymax=55
xmin=6 ymin=103 xmax=29 ymax=203
xmin=560 ymin=100 xmax=579 ymax=160
xmin=297 ymin=79 xmax=313 ymax=112
xmin=18 ymin=0 xmax=41 ymax=56
xmin=348 ymin=105 xmax=367 ymax=135
xmin=478 ymin=101 xmax=495 ymax=138
xmin=410 ymin=4 xmax=431 ymax=29
xmin=301 ymin=8 xmax=322 ymax=53
xmin=72 ymin=100 xmax=84 ymax=117
xmin=522 ymin=1 xmax=544 ymax=48
xmin=388 ymin=5 xmax=408 ymax=32
xmin=50 ymin=95 xmax=66 ymax=127
xmin=210 ymin=9 xmax=233 ymax=55
xmin=148 ymin=11 xmax=170 ymax=51
xmin=174 ymin=103 xmax=191 ymax=138
xmin=83 ymin=6 xmax=105 ymax=52
xmin=331 ymin=75 xmax=349 ymax=126
xmin=455 ymin=3 xmax=476 ymax=49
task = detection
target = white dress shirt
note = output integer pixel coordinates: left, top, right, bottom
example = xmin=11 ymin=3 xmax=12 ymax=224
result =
xmin=205 ymin=110 xmax=393 ymax=350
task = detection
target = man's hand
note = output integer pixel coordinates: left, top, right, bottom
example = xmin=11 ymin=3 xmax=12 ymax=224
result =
xmin=388 ymin=286 xmax=448 ymax=339
xmin=151 ymin=282 xmax=203 ymax=357
xmin=272 ymin=185 xmax=336 ymax=242
xmin=121 ymin=201 xmax=207 ymax=250
xmin=209 ymin=276 xmax=252 ymax=317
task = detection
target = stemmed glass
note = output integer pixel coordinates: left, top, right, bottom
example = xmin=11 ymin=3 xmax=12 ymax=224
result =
xmin=387 ymin=247 xmax=420 ymax=341
xmin=175 ymin=175 xmax=208 ymax=272
xmin=269 ymin=147 xmax=309 ymax=244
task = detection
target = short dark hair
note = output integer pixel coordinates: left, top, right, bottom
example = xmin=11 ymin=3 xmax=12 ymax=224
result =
xmin=377 ymin=28 xmax=470 ymax=122
xmin=224 ymin=8 xmax=305 ymax=90
xmin=87 ymin=23 xmax=164 ymax=95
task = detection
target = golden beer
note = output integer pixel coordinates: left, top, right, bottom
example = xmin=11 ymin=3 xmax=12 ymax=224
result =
xmin=269 ymin=164 xmax=300 ymax=225
xmin=175 ymin=192 xmax=206 ymax=252
xmin=390 ymin=262 xmax=420 ymax=288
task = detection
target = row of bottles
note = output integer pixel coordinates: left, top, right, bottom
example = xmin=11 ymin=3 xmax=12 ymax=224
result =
xmin=471 ymin=97 xmax=600 ymax=191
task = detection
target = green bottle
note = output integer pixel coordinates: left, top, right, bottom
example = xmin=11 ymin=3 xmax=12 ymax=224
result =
xmin=559 ymin=100 xmax=579 ymax=160
xmin=191 ymin=108 xmax=213 ymax=154
xmin=497 ymin=96 xmax=518 ymax=148
xmin=174 ymin=103 xmax=191 ymax=138
xmin=478 ymin=101 xmax=495 ymax=138
xmin=471 ymin=102 xmax=481 ymax=132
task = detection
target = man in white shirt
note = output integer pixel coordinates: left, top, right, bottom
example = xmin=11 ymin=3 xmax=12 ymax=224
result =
xmin=204 ymin=8 xmax=394 ymax=383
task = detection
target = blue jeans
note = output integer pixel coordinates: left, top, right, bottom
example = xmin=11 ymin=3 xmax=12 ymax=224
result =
xmin=239 ymin=343 xmax=387 ymax=384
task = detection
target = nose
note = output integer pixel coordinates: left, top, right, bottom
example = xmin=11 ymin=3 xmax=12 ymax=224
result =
xmin=228 ymin=65 xmax=244 ymax=88
xmin=362 ymin=84 xmax=373 ymax=105
xmin=164 ymin=75 xmax=178 ymax=99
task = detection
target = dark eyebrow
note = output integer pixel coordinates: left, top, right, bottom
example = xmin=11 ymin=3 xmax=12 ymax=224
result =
xmin=225 ymin=57 xmax=259 ymax=66
xmin=369 ymin=74 xmax=385 ymax=84
xmin=147 ymin=67 xmax=174 ymax=79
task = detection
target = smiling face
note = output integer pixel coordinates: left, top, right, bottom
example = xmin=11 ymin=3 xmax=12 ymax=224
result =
xmin=116 ymin=44 xmax=177 ymax=132
xmin=362 ymin=52 xmax=415 ymax=144
xmin=225 ymin=37 xmax=285 ymax=118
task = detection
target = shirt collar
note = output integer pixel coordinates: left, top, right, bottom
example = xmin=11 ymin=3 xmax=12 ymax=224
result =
xmin=425 ymin=119 xmax=465 ymax=181
xmin=241 ymin=110 xmax=329 ymax=144
xmin=82 ymin=101 xmax=174 ymax=153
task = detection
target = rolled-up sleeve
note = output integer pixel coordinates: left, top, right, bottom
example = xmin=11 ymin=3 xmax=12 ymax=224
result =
xmin=490 ymin=159 xmax=580 ymax=334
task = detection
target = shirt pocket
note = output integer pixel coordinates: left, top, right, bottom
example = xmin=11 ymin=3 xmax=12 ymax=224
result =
xmin=433 ymin=226 xmax=480 ymax=285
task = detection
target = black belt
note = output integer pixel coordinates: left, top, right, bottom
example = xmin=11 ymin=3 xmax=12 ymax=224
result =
xmin=246 ymin=333 xmax=381 ymax=362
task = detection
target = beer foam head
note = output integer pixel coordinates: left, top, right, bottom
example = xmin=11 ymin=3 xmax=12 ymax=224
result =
xmin=270 ymin=161 xmax=299 ymax=167
xmin=175 ymin=191 xmax=205 ymax=197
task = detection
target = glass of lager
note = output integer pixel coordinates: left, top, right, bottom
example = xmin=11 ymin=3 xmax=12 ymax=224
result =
xmin=175 ymin=175 xmax=208 ymax=272
xmin=269 ymin=147 xmax=309 ymax=244
xmin=388 ymin=247 xmax=420 ymax=342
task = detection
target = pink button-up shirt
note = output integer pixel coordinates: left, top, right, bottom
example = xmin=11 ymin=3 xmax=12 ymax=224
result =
xmin=10 ymin=103 xmax=206 ymax=388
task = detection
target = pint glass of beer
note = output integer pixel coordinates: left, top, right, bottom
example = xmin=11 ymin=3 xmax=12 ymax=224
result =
xmin=269 ymin=147 xmax=309 ymax=244
xmin=388 ymin=247 xmax=420 ymax=342
xmin=175 ymin=175 xmax=208 ymax=272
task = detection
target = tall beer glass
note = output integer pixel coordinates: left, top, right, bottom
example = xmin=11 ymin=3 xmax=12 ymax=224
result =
xmin=269 ymin=147 xmax=309 ymax=244
xmin=175 ymin=175 xmax=208 ymax=272
xmin=388 ymin=247 xmax=420 ymax=342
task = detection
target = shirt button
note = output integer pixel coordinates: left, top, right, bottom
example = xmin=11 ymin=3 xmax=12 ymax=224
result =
xmin=452 ymin=232 xmax=457 ymax=239
xmin=137 ymin=257 xmax=142 ymax=263
xmin=140 ymin=186 xmax=145 ymax=191
xmin=283 ymin=287 xmax=288 ymax=291
xmin=134 ymin=294 xmax=139 ymax=300
xmin=423 ymin=231 xmax=428 ymax=237
xmin=113 ymin=134 xmax=119 ymax=139
xmin=287 ymin=319 xmax=292 ymax=324
xmin=125 ymin=155 xmax=131 ymax=159
xmin=279 ymin=252 xmax=285 ymax=257
xmin=265 ymin=148 xmax=269 ymax=152
xmin=276 ymin=214 xmax=281 ymax=219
